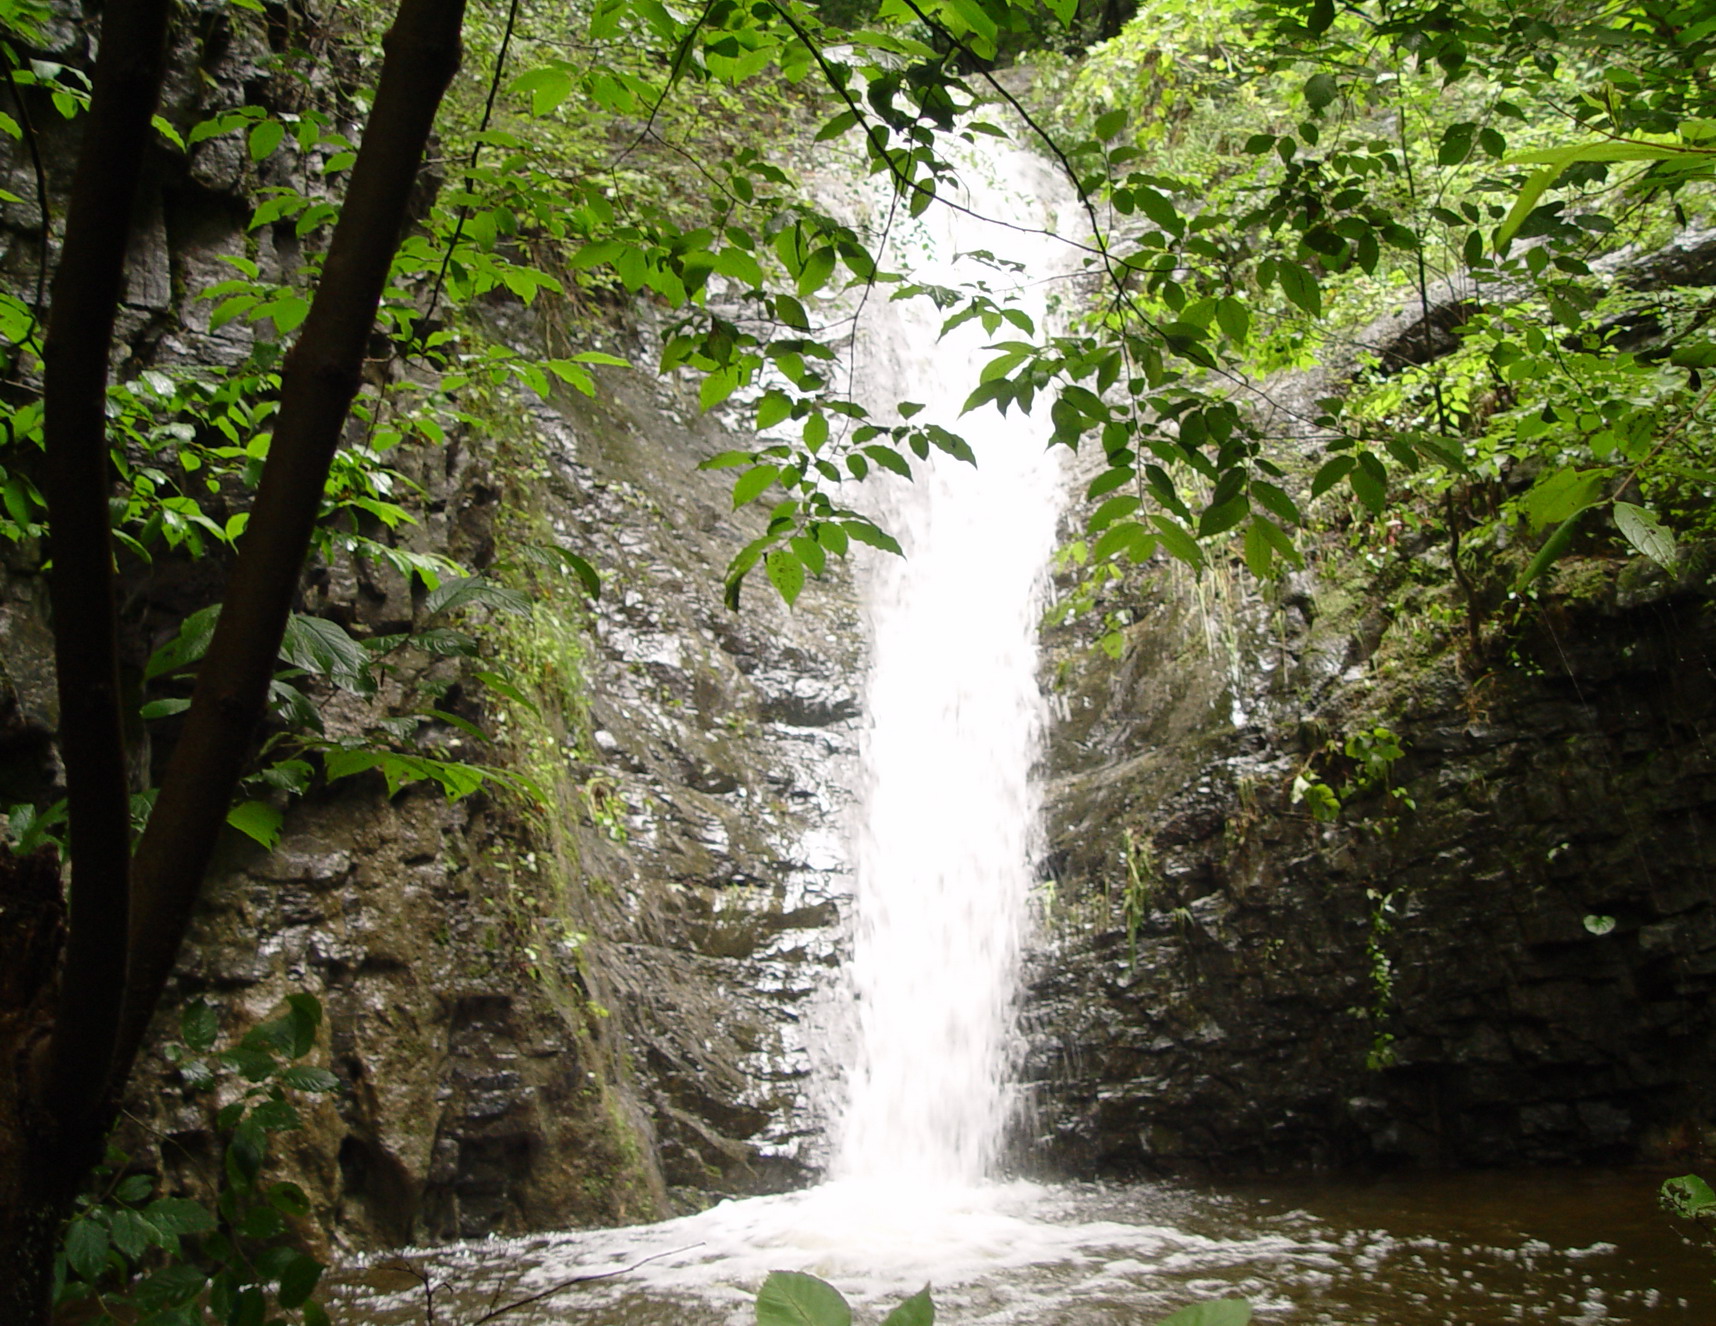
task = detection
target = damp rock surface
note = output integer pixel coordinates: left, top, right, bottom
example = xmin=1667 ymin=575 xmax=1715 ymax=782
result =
xmin=1025 ymin=550 xmax=1716 ymax=1178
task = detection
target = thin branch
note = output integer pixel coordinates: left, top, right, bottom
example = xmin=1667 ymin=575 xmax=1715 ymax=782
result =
xmin=420 ymin=0 xmax=521 ymax=342
xmin=2 ymin=47 xmax=50 ymax=328
xmin=466 ymin=1244 xmax=702 ymax=1325
xmin=608 ymin=0 xmax=724 ymax=174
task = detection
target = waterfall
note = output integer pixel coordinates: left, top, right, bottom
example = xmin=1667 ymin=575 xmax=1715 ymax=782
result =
xmin=829 ymin=139 xmax=1073 ymax=1186
xmin=334 ymin=130 xmax=1693 ymax=1326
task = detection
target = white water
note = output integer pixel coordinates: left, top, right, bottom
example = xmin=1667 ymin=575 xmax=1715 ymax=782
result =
xmin=830 ymin=136 xmax=1072 ymax=1186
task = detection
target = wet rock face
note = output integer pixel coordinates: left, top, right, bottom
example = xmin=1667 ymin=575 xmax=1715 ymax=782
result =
xmin=1024 ymin=562 xmax=1716 ymax=1178
xmin=507 ymin=359 xmax=862 ymax=1202
xmin=98 ymin=354 xmax=864 ymax=1246
xmin=0 ymin=2 xmax=861 ymax=1240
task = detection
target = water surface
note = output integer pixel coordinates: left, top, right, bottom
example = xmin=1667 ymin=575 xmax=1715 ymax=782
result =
xmin=330 ymin=1168 xmax=1712 ymax=1324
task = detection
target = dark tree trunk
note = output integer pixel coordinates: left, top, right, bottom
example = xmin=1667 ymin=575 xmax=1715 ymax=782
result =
xmin=38 ymin=0 xmax=172 ymax=1163
xmin=0 ymin=0 xmax=470 ymax=1308
xmin=118 ymin=0 xmax=469 ymax=1095
xmin=0 ymin=850 xmax=70 ymax=1326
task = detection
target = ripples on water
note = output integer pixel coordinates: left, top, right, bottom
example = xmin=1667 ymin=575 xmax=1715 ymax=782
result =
xmin=330 ymin=1169 xmax=1712 ymax=1325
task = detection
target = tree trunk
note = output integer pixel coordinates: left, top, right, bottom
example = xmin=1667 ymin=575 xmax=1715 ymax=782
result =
xmin=38 ymin=0 xmax=172 ymax=1162
xmin=118 ymin=0 xmax=469 ymax=1098
xmin=0 ymin=0 xmax=470 ymax=1302
xmin=0 ymin=849 xmax=70 ymax=1326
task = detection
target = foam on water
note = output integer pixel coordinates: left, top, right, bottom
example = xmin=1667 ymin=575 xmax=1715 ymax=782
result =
xmin=334 ymin=1173 xmax=1706 ymax=1324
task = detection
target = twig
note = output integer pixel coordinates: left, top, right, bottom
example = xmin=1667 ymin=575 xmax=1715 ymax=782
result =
xmin=466 ymin=1243 xmax=702 ymax=1324
xmin=2 ymin=45 xmax=49 ymax=330
xmin=419 ymin=0 xmax=521 ymax=345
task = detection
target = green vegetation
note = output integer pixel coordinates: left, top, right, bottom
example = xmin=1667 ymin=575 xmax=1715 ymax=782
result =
xmin=55 ymin=996 xmax=339 ymax=1325
xmin=1011 ymin=0 xmax=1715 ymax=646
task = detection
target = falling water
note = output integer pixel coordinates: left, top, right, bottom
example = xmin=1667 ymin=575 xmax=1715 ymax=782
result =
xmin=831 ymin=143 xmax=1072 ymax=1186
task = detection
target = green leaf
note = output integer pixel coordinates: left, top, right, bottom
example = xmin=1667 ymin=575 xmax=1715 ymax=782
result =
xmin=65 ymin=1217 xmax=110 ymax=1282
xmin=267 ymin=1180 xmax=313 ymax=1216
xmin=133 ymin=1262 xmax=208 ymax=1310
xmin=146 ymin=604 xmax=222 ymax=680
xmin=1438 ymin=121 xmax=1476 ymax=166
xmin=280 ymin=1065 xmax=340 ymax=1092
xmin=284 ymin=992 xmax=322 ymax=1055
xmin=276 ymin=1252 xmax=324 ymax=1309
xmin=1154 ymin=1299 xmax=1252 ymax=1326
xmin=107 ymin=1207 xmax=160 ymax=1260
xmin=1149 ymin=513 xmax=1203 ymax=568
xmin=1303 ymin=73 xmax=1337 ymax=111
xmin=1348 ymin=454 xmax=1387 ymax=514
xmin=248 ymin=119 xmax=285 ymax=161
xmin=797 ymin=247 xmax=836 ymax=298
xmin=765 ymin=548 xmax=805 ymax=606
xmin=146 ymin=1197 xmax=217 ymax=1236
xmin=816 ymin=109 xmax=858 ymax=142
xmin=1613 ymin=501 xmax=1676 ymax=568
xmin=1092 ymin=520 xmax=1146 ymax=561
xmin=700 ymin=367 xmax=741 ymax=412
xmin=732 ymin=464 xmax=780 ymax=508
xmin=518 ymin=66 xmax=574 ymax=116
xmin=422 ymin=575 xmax=532 ymax=619
xmin=182 ymin=998 xmax=220 ymax=1053
xmin=700 ymin=450 xmax=757 ymax=470
xmin=1513 ymin=509 xmax=1586 ymax=593
xmin=880 ymin=1287 xmax=934 ymax=1326
xmin=1199 ymin=493 xmax=1249 ymax=537
xmin=756 ymin=1271 xmax=852 ymax=1326
xmin=863 ymin=445 xmax=912 ymax=479
xmin=1311 ymin=455 xmax=1355 ymax=498
xmin=1583 ymin=914 xmax=1617 ymax=936
xmin=1305 ymin=0 xmax=1334 ymax=33
xmin=1089 ymin=493 xmax=1140 ymax=532
xmin=756 ymin=391 xmax=793 ymax=430
xmin=1662 ymin=1174 xmax=1716 ymax=1220
xmin=1249 ymin=479 xmax=1300 ymax=525
xmin=281 ymin=614 xmax=374 ymax=695
xmin=1216 ymin=296 xmax=1249 ymax=344
xmin=1243 ymin=520 xmax=1274 ymax=578
xmin=115 ymin=1173 xmax=156 ymax=1204
xmin=1278 ymin=261 xmax=1322 ymax=317
xmin=561 ymin=551 xmax=601 ymax=599
xmin=844 ymin=520 xmax=903 ymax=556
xmin=1523 ymin=468 xmax=1606 ymax=531
xmin=942 ymin=0 xmax=998 ymax=48
xmin=226 ymin=799 xmax=283 ymax=850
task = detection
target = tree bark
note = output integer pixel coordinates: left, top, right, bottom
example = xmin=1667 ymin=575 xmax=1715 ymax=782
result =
xmin=38 ymin=0 xmax=171 ymax=1150
xmin=2 ymin=0 xmax=469 ymax=1310
xmin=0 ymin=849 xmax=70 ymax=1326
xmin=117 ymin=0 xmax=468 ymax=1107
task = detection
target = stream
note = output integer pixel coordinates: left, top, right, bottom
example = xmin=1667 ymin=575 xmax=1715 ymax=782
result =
xmin=328 ymin=1168 xmax=1711 ymax=1324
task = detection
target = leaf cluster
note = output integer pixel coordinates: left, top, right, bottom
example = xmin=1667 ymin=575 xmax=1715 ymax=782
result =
xmin=54 ymin=995 xmax=339 ymax=1326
